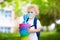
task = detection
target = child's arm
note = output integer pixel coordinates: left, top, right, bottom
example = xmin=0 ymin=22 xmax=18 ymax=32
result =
xmin=28 ymin=28 xmax=40 ymax=33
xmin=28 ymin=20 xmax=41 ymax=33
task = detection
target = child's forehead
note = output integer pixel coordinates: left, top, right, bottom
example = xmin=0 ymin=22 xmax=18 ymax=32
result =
xmin=28 ymin=7 xmax=35 ymax=10
xmin=28 ymin=8 xmax=35 ymax=12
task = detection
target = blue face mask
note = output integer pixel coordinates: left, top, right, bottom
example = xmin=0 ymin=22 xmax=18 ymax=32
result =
xmin=27 ymin=13 xmax=35 ymax=18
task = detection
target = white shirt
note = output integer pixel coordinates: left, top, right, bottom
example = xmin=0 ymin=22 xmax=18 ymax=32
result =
xmin=19 ymin=16 xmax=41 ymax=40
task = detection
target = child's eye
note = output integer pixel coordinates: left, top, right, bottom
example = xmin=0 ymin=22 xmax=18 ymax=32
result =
xmin=28 ymin=12 xmax=30 ymax=13
xmin=31 ymin=11 xmax=33 ymax=13
xmin=28 ymin=11 xmax=33 ymax=13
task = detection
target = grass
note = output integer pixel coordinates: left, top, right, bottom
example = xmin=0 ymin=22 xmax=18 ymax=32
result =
xmin=0 ymin=32 xmax=20 ymax=40
xmin=40 ymin=31 xmax=60 ymax=40
xmin=0 ymin=31 xmax=60 ymax=40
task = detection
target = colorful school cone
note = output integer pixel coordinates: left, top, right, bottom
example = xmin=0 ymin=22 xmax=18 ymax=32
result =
xmin=19 ymin=24 xmax=30 ymax=40
xmin=19 ymin=24 xmax=30 ymax=37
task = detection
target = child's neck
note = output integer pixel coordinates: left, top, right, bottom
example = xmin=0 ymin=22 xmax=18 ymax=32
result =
xmin=29 ymin=17 xmax=34 ymax=20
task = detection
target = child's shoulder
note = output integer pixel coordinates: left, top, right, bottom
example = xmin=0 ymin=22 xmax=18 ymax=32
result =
xmin=35 ymin=18 xmax=40 ymax=23
xmin=35 ymin=18 xmax=40 ymax=22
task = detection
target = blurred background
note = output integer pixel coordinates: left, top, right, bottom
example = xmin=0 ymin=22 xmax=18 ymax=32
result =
xmin=0 ymin=0 xmax=60 ymax=40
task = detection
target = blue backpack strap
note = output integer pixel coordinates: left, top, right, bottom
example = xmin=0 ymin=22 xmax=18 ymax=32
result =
xmin=34 ymin=18 xmax=40 ymax=40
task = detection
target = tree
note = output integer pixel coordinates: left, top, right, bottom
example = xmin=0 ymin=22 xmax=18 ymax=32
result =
xmin=31 ymin=0 xmax=60 ymax=31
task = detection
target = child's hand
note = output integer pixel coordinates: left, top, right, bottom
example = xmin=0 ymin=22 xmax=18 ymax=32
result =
xmin=28 ymin=28 xmax=40 ymax=33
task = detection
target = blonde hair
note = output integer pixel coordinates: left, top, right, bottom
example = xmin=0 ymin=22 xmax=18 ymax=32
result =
xmin=27 ymin=4 xmax=39 ymax=15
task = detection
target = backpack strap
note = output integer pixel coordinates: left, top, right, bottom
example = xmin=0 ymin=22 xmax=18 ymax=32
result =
xmin=34 ymin=18 xmax=37 ymax=29
xmin=34 ymin=18 xmax=40 ymax=40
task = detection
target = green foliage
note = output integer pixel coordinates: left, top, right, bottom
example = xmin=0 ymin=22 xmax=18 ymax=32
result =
xmin=31 ymin=0 xmax=47 ymax=14
xmin=0 ymin=2 xmax=6 ymax=7
xmin=39 ymin=14 xmax=54 ymax=26
xmin=55 ymin=0 xmax=60 ymax=19
xmin=56 ymin=24 xmax=60 ymax=32
xmin=4 ymin=0 xmax=12 ymax=2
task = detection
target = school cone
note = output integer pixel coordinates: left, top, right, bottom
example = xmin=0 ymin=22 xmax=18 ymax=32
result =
xmin=19 ymin=24 xmax=30 ymax=40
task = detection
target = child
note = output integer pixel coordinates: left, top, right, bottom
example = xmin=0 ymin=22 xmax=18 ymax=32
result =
xmin=26 ymin=5 xmax=41 ymax=40
xmin=16 ymin=4 xmax=41 ymax=40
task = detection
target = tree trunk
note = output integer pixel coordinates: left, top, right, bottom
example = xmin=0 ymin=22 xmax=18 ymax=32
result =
xmin=46 ymin=26 xmax=49 ymax=31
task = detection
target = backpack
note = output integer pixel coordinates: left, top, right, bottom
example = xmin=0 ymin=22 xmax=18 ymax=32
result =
xmin=26 ymin=17 xmax=40 ymax=40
